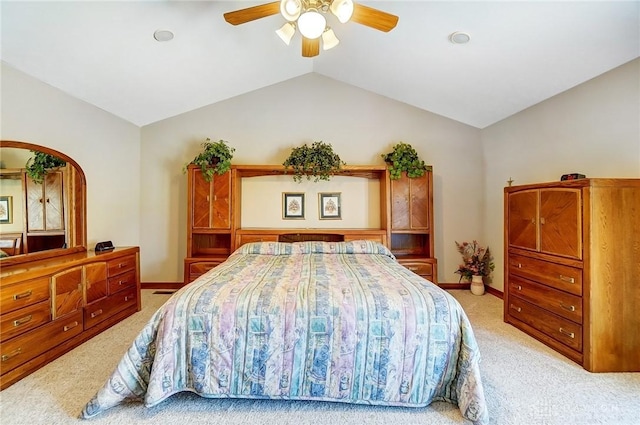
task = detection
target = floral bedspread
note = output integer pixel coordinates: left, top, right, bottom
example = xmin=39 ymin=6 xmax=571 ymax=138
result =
xmin=81 ymin=241 xmax=487 ymax=423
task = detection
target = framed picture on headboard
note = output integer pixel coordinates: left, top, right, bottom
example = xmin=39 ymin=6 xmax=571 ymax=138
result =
xmin=283 ymin=192 xmax=305 ymax=219
xmin=319 ymin=192 xmax=341 ymax=220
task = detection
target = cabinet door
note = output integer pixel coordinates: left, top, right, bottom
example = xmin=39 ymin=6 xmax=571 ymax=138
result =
xmin=211 ymin=172 xmax=231 ymax=229
xmin=540 ymin=189 xmax=581 ymax=259
xmin=85 ymin=262 xmax=108 ymax=304
xmin=391 ymin=173 xmax=429 ymax=230
xmin=508 ymin=190 xmax=538 ymax=251
xmin=192 ymin=169 xmax=211 ymax=229
xmin=391 ymin=175 xmax=411 ymax=229
xmin=52 ymin=266 xmax=83 ymax=319
xmin=409 ymin=174 xmax=429 ymax=229
xmin=26 ymin=178 xmax=45 ymax=231
xmin=25 ymin=171 xmax=64 ymax=232
xmin=191 ymin=169 xmax=231 ymax=230
xmin=43 ymin=172 xmax=64 ymax=231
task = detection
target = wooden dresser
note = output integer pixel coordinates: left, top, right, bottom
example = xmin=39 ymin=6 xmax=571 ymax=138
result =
xmin=0 ymin=247 xmax=140 ymax=389
xmin=504 ymin=179 xmax=640 ymax=372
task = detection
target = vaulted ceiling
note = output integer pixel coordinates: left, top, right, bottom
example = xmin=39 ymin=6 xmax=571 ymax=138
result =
xmin=1 ymin=1 xmax=638 ymax=129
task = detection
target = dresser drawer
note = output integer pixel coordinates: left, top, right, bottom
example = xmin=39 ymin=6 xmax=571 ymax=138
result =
xmin=509 ymin=254 xmax=582 ymax=296
xmin=189 ymin=261 xmax=223 ymax=282
xmin=107 ymin=269 xmax=137 ymax=294
xmin=398 ymin=260 xmax=432 ymax=278
xmin=0 ymin=310 xmax=83 ymax=372
xmin=507 ymin=297 xmax=582 ymax=352
xmin=107 ymin=255 xmax=137 ymax=277
xmin=0 ymin=300 xmax=51 ymax=343
xmin=84 ymin=288 xmax=137 ymax=330
xmin=509 ymin=276 xmax=582 ymax=324
xmin=1 ymin=277 xmax=50 ymax=315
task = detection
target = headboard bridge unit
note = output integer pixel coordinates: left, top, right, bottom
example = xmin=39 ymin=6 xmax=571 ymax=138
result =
xmin=184 ymin=164 xmax=437 ymax=284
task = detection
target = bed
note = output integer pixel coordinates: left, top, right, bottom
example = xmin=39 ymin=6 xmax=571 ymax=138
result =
xmin=81 ymin=240 xmax=488 ymax=423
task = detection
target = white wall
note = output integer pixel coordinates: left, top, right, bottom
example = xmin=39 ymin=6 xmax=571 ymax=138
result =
xmin=241 ymin=176 xmax=380 ymax=228
xmin=0 ymin=63 xmax=141 ymax=250
xmin=481 ymin=58 xmax=640 ymax=291
xmin=141 ymin=73 xmax=483 ymax=283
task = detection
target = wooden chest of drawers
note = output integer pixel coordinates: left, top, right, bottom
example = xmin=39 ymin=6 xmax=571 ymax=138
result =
xmin=0 ymin=247 xmax=140 ymax=389
xmin=505 ymin=179 xmax=640 ymax=372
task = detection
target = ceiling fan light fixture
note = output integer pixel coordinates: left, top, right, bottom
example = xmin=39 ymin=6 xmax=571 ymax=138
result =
xmin=322 ymin=28 xmax=340 ymax=50
xmin=297 ymin=9 xmax=326 ymax=39
xmin=330 ymin=0 xmax=354 ymax=24
xmin=280 ymin=0 xmax=302 ymax=21
xmin=276 ymin=22 xmax=296 ymax=45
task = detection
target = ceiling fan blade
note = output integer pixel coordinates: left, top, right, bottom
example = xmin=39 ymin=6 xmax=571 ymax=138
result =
xmin=223 ymin=1 xmax=280 ymax=25
xmin=351 ymin=4 xmax=399 ymax=32
xmin=302 ymin=37 xmax=320 ymax=57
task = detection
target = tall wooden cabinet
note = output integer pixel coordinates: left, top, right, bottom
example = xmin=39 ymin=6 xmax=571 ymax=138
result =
xmin=184 ymin=165 xmax=437 ymax=285
xmin=389 ymin=172 xmax=437 ymax=283
xmin=504 ymin=179 xmax=640 ymax=372
xmin=184 ymin=166 xmax=232 ymax=283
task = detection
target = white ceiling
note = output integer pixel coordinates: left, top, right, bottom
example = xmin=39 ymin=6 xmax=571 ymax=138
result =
xmin=1 ymin=1 xmax=638 ymax=129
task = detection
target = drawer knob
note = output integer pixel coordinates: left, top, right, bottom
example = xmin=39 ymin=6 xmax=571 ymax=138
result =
xmin=13 ymin=315 xmax=33 ymax=327
xmin=516 ymin=285 xmax=522 ymax=291
xmin=64 ymin=321 xmax=79 ymax=332
xmin=560 ymin=303 xmax=576 ymax=312
xmin=559 ymin=275 xmax=575 ymax=284
xmin=90 ymin=309 xmax=103 ymax=318
xmin=509 ymin=304 xmax=522 ymax=313
xmin=13 ymin=290 xmax=32 ymax=300
xmin=1 ymin=348 xmax=22 ymax=362
xmin=559 ymin=327 xmax=575 ymax=339
xmin=408 ymin=267 xmax=418 ymax=271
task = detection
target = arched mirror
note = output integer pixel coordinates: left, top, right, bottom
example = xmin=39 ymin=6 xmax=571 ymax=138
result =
xmin=0 ymin=140 xmax=87 ymax=266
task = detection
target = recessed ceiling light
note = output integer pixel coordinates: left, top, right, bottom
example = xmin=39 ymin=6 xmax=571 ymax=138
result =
xmin=153 ymin=30 xmax=174 ymax=42
xmin=449 ymin=31 xmax=470 ymax=44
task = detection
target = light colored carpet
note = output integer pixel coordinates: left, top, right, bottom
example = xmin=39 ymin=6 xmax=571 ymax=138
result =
xmin=0 ymin=289 xmax=638 ymax=425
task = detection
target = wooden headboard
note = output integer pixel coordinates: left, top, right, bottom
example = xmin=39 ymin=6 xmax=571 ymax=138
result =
xmin=235 ymin=228 xmax=388 ymax=249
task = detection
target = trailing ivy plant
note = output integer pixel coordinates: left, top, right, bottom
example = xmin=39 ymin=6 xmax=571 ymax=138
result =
xmin=283 ymin=141 xmax=345 ymax=183
xmin=25 ymin=151 xmax=66 ymax=184
xmin=184 ymin=138 xmax=235 ymax=182
xmin=381 ymin=142 xmax=431 ymax=180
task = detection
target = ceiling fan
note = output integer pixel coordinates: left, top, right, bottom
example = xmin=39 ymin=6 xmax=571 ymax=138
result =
xmin=223 ymin=0 xmax=398 ymax=57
